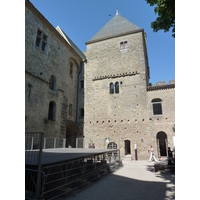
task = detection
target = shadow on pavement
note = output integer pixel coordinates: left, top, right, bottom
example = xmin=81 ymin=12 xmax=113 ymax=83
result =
xmin=146 ymin=164 xmax=175 ymax=199
xmin=66 ymin=171 xmax=174 ymax=200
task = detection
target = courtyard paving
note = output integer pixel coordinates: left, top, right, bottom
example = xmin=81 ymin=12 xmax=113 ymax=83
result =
xmin=62 ymin=160 xmax=175 ymax=200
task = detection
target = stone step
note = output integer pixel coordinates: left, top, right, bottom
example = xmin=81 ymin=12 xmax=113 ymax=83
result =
xmin=123 ymin=154 xmax=132 ymax=161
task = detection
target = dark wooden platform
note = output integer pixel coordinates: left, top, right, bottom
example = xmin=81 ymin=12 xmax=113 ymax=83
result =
xmin=25 ymin=148 xmax=119 ymax=166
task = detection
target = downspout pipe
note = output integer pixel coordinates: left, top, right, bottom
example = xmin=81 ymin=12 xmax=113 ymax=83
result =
xmin=76 ymin=61 xmax=84 ymax=124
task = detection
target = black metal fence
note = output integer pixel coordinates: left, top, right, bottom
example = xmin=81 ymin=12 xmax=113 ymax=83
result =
xmin=42 ymin=150 xmax=121 ymax=199
xmin=25 ymin=133 xmax=122 ymax=199
xmin=25 ymin=132 xmax=43 ymax=166
xmin=25 ymin=132 xmax=44 ymax=200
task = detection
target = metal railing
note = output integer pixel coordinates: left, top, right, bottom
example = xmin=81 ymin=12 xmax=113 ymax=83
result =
xmin=25 ymin=133 xmax=122 ymax=199
xmin=42 ymin=149 xmax=121 ymax=200
xmin=76 ymin=137 xmax=120 ymax=150
xmin=25 ymin=132 xmax=43 ymax=166
xmin=25 ymin=168 xmax=45 ymax=200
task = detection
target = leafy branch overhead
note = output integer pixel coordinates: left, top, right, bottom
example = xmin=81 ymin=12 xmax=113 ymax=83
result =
xmin=145 ymin=0 xmax=175 ymax=37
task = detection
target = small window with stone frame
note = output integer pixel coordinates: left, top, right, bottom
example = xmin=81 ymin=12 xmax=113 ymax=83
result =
xmin=69 ymin=103 xmax=72 ymax=115
xmin=80 ymin=108 xmax=84 ymax=118
xmin=48 ymin=101 xmax=56 ymax=121
xmin=115 ymin=82 xmax=119 ymax=93
xmin=70 ymin=62 xmax=73 ymax=77
xmin=110 ymin=82 xmax=114 ymax=94
xmin=36 ymin=29 xmax=48 ymax=52
xmin=120 ymin=41 xmax=128 ymax=49
xmin=151 ymin=98 xmax=162 ymax=115
xmin=49 ymin=75 xmax=56 ymax=90
xmin=80 ymin=80 xmax=84 ymax=89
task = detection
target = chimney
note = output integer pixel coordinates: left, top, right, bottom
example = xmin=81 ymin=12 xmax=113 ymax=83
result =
xmin=116 ymin=8 xmax=119 ymax=15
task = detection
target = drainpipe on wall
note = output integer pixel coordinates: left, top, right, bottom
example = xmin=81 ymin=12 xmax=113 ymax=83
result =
xmin=75 ymin=61 xmax=83 ymax=129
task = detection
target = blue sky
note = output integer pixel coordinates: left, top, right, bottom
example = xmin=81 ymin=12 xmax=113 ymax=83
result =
xmin=30 ymin=0 xmax=175 ymax=85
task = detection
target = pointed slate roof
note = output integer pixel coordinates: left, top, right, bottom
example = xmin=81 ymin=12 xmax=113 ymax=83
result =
xmin=86 ymin=13 xmax=142 ymax=44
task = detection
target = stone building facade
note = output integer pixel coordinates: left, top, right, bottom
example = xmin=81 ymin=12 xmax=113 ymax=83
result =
xmin=25 ymin=1 xmax=175 ymax=160
xmin=25 ymin=0 xmax=85 ymax=147
xmin=84 ymin=12 xmax=175 ymax=160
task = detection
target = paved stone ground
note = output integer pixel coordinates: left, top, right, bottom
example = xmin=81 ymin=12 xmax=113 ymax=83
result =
xmin=59 ymin=160 xmax=175 ymax=200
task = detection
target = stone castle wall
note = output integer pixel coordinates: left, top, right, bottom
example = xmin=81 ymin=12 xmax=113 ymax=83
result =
xmin=84 ymin=31 xmax=175 ymax=160
xmin=25 ymin=3 xmax=83 ymax=139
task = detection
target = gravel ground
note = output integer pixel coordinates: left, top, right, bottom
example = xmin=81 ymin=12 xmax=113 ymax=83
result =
xmin=58 ymin=160 xmax=175 ymax=200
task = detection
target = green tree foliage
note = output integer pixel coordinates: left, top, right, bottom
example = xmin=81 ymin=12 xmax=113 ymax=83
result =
xmin=145 ymin=0 xmax=175 ymax=37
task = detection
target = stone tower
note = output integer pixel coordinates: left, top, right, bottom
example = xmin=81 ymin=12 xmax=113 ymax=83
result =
xmin=84 ymin=11 xmax=175 ymax=160
xmin=84 ymin=11 xmax=150 ymax=156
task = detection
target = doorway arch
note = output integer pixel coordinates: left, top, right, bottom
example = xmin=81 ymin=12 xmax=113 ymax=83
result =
xmin=124 ymin=140 xmax=131 ymax=155
xmin=66 ymin=124 xmax=77 ymax=148
xmin=157 ymin=132 xmax=168 ymax=157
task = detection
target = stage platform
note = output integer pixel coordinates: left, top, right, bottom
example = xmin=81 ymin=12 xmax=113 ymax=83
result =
xmin=25 ymin=148 xmax=119 ymax=166
xmin=25 ymin=148 xmax=121 ymax=200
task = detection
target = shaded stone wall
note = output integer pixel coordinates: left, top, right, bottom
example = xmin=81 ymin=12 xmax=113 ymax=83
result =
xmin=25 ymin=4 xmax=82 ymax=139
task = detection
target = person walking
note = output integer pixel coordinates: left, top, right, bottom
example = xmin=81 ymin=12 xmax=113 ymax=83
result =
xmin=148 ymin=145 xmax=158 ymax=162
xmin=168 ymin=147 xmax=174 ymax=165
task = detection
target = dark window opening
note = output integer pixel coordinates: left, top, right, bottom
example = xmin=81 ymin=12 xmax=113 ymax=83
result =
xmin=120 ymin=41 xmax=128 ymax=49
xmin=152 ymin=98 xmax=162 ymax=115
xmin=115 ymin=82 xmax=119 ymax=93
xmin=69 ymin=104 xmax=72 ymax=115
xmin=42 ymin=33 xmax=47 ymax=51
xmin=80 ymin=80 xmax=84 ymax=88
xmin=36 ymin=29 xmax=47 ymax=51
xmin=70 ymin=63 xmax=73 ymax=76
xmin=110 ymin=83 xmax=114 ymax=94
xmin=80 ymin=108 xmax=84 ymax=118
xmin=48 ymin=101 xmax=56 ymax=121
xmin=49 ymin=75 xmax=56 ymax=90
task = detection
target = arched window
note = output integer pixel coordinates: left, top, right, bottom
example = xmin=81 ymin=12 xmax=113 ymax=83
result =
xmin=48 ymin=101 xmax=56 ymax=121
xmin=49 ymin=75 xmax=56 ymax=90
xmin=115 ymin=82 xmax=119 ymax=93
xmin=80 ymin=108 xmax=84 ymax=118
xmin=151 ymin=98 xmax=162 ymax=115
xmin=110 ymin=83 xmax=114 ymax=94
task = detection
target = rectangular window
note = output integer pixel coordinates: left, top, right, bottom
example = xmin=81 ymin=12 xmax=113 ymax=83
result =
xmin=35 ymin=29 xmax=48 ymax=52
xmin=70 ymin=63 xmax=73 ymax=77
xmin=42 ymin=34 xmax=47 ymax=51
xmin=120 ymin=41 xmax=128 ymax=49
xmin=80 ymin=80 xmax=84 ymax=88
xmin=36 ymin=29 xmax=42 ymax=47
xmin=153 ymin=103 xmax=162 ymax=115
xmin=69 ymin=103 xmax=72 ymax=115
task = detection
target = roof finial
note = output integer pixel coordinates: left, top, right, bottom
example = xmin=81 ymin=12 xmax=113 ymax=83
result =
xmin=116 ymin=8 xmax=118 ymax=15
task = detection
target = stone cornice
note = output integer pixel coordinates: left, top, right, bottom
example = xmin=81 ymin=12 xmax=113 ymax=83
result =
xmin=92 ymin=71 xmax=139 ymax=81
xmin=147 ymin=84 xmax=175 ymax=91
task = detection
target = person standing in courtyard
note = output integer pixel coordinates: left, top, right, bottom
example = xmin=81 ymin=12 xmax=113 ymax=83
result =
xmin=168 ymin=147 xmax=174 ymax=165
xmin=148 ymin=145 xmax=158 ymax=162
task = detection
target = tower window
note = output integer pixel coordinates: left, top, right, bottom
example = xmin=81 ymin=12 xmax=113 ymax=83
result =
xmin=151 ymin=98 xmax=162 ymax=115
xmin=115 ymin=82 xmax=119 ymax=93
xmin=120 ymin=41 xmax=128 ymax=49
xmin=110 ymin=83 xmax=114 ymax=94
